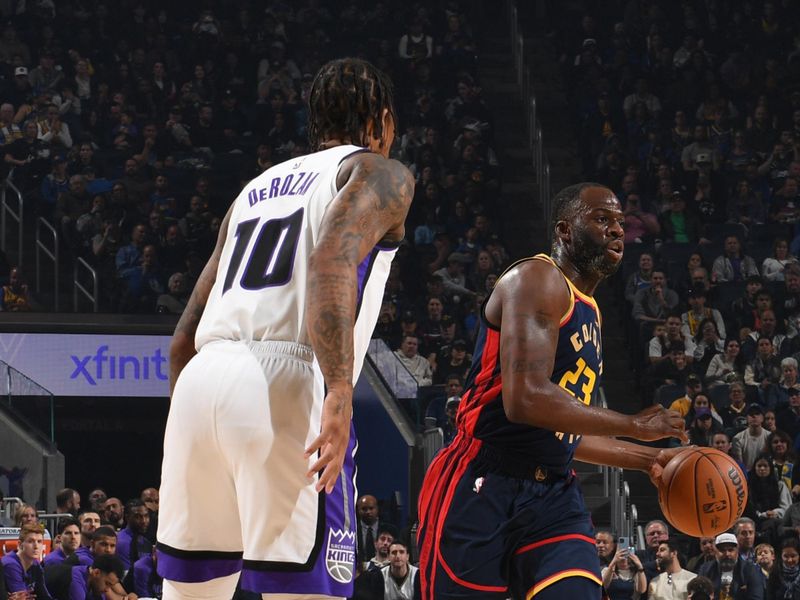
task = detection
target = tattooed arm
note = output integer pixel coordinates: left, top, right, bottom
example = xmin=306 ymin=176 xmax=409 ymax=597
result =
xmin=488 ymin=259 xmax=686 ymax=441
xmin=168 ymin=204 xmax=233 ymax=396
xmin=304 ymin=152 xmax=413 ymax=493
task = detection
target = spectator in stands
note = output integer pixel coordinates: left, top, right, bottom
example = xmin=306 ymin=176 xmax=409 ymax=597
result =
xmin=595 ymin=529 xmax=616 ymax=567
xmin=649 ymin=313 xmax=696 ymax=366
xmin=55 ymin=489 xmax=80 ymax=515
xmin=687 ymin=407 xmax=723 ymax=447
xmin=377 ymin=541 xmax=420 ymax=599
xmin=44 ymin=518 xmax=80 ymax=567
xmin=668 ymin=375 xmax=704 ymax=417
xmin=687 ymin=537 xmax=718 ymax=573
xmin=766 ymin=537 xmax=800 ymax=600
xmin=712 ymin=236 xmax=760 ymax=284
xmin=745 ymin=456 xmax=791 ymax=546
xmin=156 ymin=272 xmax=187 ymax=315
xmin=732 ymin=404 xmax=771 ymax=471
xmin=648 ymin=538 xmax=695 ymax=599
xmin=698 ymin=532 xmax=763 ymax=600
xmin=624 ymin=252 xmax=654 ymax=304
xmin=731 ymin=276 xmax=765 ymax=332
xmin=13 ymin=504 xmax=37 ymax=528
xmin=706 ymin=338 xmax=745 ymax=389
xmin=762 ymin=238 xmax=798 ymax=283
xmin=726 ymin=179 xmax=765 ymax=227
xmin=742 ymin=309 xmax=787 ymax=362
xmin=682 ymin=288 xmax=726 ymax=341
xmin=433 ymin=252 xmax=474 ymax=304
xmin=602 ymin=545 xmax=646 ymax=600
xmin=356 ymin=495 xmax=381 ymax=570
xmin=745 ymin=336 xmax=782 ymax=403
xmin=632 ymin=269 xmax=679 ymax=335
xmin=764 ymin=430 xmax=797 ymax=492
xmin=691 ymin=319 xmax=726 ymax=378
xmin=639 ymin=520 xmax=670 ymax=565
xmin=622 ymin=194 xmax=660 ymax=246
xmin=776 ymin=388 xmax=800 ymax=444
xmin=366 ymin=524 xmax=396 ymax=572
xmin=768 ymin=358 xmax=800 ymax=410
xmin=394 ymin=335 xmax=432 ymax=387
xmin=755 ymin=543 xmax=774 ymax=580
xmin=87 ymin=490 xmax=107 ymax=515
xmin=658 ymin=191 xmax=703 ymax=244
xmin=4 ymin=120 xmax=50 ymax=194
xmin=718 ymin=382 xmax=750 ymax=437
xmin=765 ymin=409 xmax=777 ymax=434
xmin=0 ymin=267 xmax=31 ymax=311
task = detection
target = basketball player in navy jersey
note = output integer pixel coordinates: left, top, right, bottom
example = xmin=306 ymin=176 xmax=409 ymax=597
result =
xmin=417 ymin=183 xmax=688 ymax=600
xmin=157 ymin=58 xmax=413 ymax=600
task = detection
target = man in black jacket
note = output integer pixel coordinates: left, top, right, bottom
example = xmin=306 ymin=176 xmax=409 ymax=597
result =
xmin=698 ymin=533 xmax=764 ymax=600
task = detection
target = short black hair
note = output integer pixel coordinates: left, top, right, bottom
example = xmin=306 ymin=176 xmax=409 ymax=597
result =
xmin=550 ymin=182 xmax=607 ymax=235
xmin=57 ymin=517 xmax=80 ymax=535
xmin=125 ymin=498 xmax=145 ymax=515
xmin=92 ymin=526 xmax=117 ymax=540
xmin=308 ymin=58 xmax=396 ymax=152
xmin=659 ymin=537 xmax=681 ymax=554
xmin=91 ymin=553 xmax=124 ymax=579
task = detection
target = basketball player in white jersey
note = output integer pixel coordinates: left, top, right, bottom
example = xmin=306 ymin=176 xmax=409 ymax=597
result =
xmin=156 ymin=58 xmax=414 ymax=600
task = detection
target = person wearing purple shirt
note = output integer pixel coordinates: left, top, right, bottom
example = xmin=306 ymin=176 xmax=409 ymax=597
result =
xmin=44 ymin=518 xmax=81 ymax=568
xmin=68 ymin=554 xmax=124 ymax=600
xmin=133 ymin=548 xmax=161 ymax=598
xmin=65 ymin=527 xmax=118 ymax=568
xmin=1 ymin=523 xmax=53 ymax=599
xmin=116 ymin=500 xmax=152 ymax=571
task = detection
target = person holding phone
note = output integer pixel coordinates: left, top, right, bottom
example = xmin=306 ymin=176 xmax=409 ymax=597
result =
xmin=602 ymin=539 xmax=647 ymax=600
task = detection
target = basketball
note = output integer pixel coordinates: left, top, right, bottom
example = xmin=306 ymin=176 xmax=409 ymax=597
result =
xmin=657 ymin=448 xmax=748 ymax=537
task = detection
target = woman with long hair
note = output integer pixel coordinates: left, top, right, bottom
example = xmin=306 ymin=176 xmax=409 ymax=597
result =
xmin=762 ymin=238 xmax=798 ymax=283
xmin=705 ymin=338 xmax=746 ymax=388
xmin=746 ymin=455 xmax=792 ymax=547
xmin=601 ymin=546 xmax=646 ymax=600
xmin=767 ymin=537 xmax=800 ymax=599
xmin=13 ymin=503 xmax=38 ymax=528
xmin=765 ymin=430 xmax=800 ymax=495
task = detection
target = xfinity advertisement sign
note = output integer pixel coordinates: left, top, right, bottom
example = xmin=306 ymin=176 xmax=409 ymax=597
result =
xmin=0 ymin=334 xmax=171 ymax=397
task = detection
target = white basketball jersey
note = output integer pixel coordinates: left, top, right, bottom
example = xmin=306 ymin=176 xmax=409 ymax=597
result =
xmin=195 ymin=145 xmax=398 ymax=381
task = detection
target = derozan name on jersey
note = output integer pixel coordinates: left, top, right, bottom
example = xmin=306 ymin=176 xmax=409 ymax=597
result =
xmin=247 ymin=171 xmax=320 ymax=206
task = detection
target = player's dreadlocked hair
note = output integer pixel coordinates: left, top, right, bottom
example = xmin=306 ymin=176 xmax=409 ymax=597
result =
xmin=308 ymin=58 xmax=397 ymax=152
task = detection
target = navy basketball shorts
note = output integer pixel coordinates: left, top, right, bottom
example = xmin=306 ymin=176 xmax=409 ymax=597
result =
xmin=417 ymin=435 xmax=602 ymax=600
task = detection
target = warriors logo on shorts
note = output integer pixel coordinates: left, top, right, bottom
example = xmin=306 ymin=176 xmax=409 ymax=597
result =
xmin=325 ymin=528 xmax=356 ymax=584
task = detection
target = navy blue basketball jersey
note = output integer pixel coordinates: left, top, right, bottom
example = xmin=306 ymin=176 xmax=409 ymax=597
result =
xmin=457 ymin=254 xmax=603 ymax=470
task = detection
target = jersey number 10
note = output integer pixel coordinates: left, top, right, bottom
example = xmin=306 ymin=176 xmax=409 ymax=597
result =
xmin=222 ymin=208 xmax=304 ymax=294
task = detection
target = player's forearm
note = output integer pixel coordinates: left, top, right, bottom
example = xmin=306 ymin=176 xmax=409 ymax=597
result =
xmin=574 ymin=435 xmax=660 ymax=471
xmin=503 ymin=381 xmax=641 ymax=438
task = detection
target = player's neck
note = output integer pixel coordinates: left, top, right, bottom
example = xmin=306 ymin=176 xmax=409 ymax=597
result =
xmin=318 ymin=138 xmax=348 ymax=150
xmin=552 ymin=253 xmax=601 ymax=296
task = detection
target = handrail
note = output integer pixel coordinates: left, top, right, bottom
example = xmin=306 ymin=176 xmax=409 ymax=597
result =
xmin=73 ymin=256 xmax=99 ymax=312
xmin=35 ymin=217 xmax=59 ymax=312
xmin=1 ymin=179 xmax=24 ymax=269
xmin=507 ymin=0 xmax=551 ymax=235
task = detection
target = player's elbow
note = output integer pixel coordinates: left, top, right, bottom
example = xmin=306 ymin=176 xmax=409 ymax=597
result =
xmin=501 ymin=384 xmax=544 ymax=426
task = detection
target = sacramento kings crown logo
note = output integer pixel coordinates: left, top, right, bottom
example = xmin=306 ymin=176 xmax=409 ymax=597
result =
xmin=325 ymin=528 xmax=356 ymax=584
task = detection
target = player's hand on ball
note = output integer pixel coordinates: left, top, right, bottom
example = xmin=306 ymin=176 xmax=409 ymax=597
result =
xmin=305 ymin=385 xmax=353 ymax=494
xmin=633 ymin=405 xmax=688 ymax=443
xmin=648 ymin=446 xmax=696 ymax=487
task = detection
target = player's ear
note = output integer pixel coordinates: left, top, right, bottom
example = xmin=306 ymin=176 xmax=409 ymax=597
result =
xmin=555 ymin=220 xmax=571 ymax=242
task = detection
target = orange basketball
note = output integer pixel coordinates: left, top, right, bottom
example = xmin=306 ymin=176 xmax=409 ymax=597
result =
xmin=657 ymin=447 xmax=748 ymax=537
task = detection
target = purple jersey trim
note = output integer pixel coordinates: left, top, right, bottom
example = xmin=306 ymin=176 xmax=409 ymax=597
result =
xmin=156 ymin=551 xmax=243 ymax=583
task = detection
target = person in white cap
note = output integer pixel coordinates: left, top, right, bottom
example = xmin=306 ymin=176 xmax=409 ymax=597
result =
xmin=698 ymin=532 xmax=765 ymax=599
